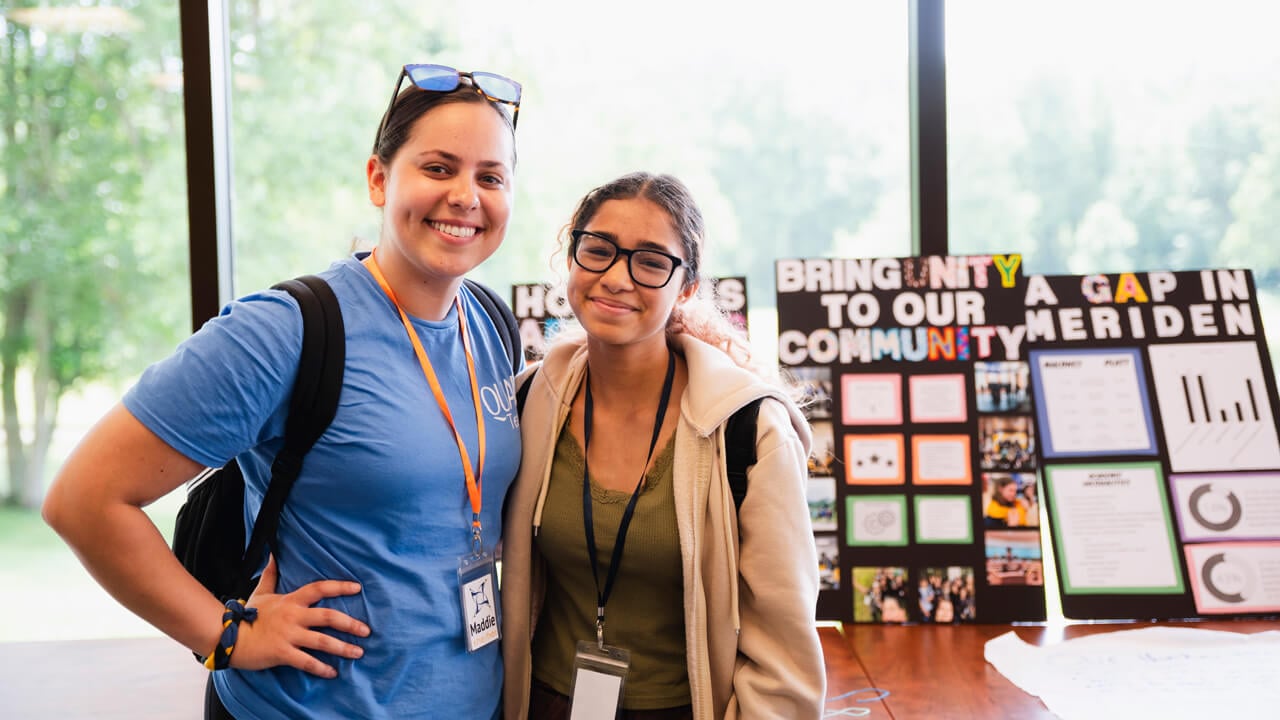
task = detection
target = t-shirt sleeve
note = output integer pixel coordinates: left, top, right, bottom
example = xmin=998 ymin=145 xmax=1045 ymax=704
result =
xmin=123 ymin=290 xmax=303 ymax=469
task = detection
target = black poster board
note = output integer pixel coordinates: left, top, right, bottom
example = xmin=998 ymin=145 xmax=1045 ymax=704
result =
xmin=1025 ymin=270 xmax=1280 ymax=620
xmin=511 ymin=282 xmax=572 ymax=362
xmin=776 ymin=255 xmax=1046 ymax=623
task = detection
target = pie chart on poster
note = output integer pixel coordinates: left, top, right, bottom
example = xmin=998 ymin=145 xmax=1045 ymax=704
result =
xmin=1188 ymin=483 xmax=1243 ymax=532
xmin=1201 ymin=552 xmax=1250 ymax=604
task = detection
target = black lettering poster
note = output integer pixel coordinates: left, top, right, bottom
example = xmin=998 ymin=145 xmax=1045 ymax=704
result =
xmin=776 ymin=255 xmax=1045 ymax=623
xmin=1026 ymin=270 xmax=1280 ymax=619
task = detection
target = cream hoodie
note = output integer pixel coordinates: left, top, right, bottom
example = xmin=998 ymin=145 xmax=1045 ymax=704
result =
xmin=501 ymin=333 xmax=826 ymax=719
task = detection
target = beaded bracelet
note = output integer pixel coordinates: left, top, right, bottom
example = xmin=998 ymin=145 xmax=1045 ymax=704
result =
xmin=202 ymin=598 xmax=260 ymax=670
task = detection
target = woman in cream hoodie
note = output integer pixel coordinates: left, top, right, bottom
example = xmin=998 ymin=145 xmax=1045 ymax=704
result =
xmin=502 ymin=172 xmax=825 ymax=719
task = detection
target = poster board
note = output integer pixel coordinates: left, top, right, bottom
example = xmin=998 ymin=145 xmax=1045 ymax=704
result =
xmin=776 ymin=255 xmax=1046 ymax=623
xmin=1025 ymin=270 xmax=1280 ymax=619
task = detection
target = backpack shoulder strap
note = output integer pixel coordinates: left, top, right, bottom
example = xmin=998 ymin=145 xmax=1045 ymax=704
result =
xmin=515 ymin=367 xmax=538 ymax=415
xmin=725 ymin=398 xmax=764 ymax=513
xmin=236 ymin=275 xmax=345 ymax=596
xmin=464 ymin=278 xmax=521 ymax=373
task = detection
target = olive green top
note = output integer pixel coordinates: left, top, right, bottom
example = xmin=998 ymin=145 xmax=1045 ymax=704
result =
xmin=531 ymin=425 xmax=691 ymax=710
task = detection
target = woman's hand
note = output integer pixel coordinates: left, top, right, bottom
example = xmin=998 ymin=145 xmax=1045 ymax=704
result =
xmin=230 ymin=555 xmax=371 ymax=678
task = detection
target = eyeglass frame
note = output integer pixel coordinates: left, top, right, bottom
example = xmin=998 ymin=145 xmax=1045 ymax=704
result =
xmin=374 ymin=64 xmax=522 ymax=151
xmin=570 ymin=229 xmax=687 ymax=289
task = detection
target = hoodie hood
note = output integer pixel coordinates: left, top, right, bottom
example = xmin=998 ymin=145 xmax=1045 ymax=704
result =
xmin=671 ymin=333 xmax=814 ymax=456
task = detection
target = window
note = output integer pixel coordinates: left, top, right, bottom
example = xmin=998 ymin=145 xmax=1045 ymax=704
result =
xmin=0 ymin=2 xmax=188 ymax=640
xmin=4 ymin=0 xmax=908 ymax=642
xmin=13 ymin=0 xmax=1275 ymax=643
xmin=225 ymin=1 xmax=912 ymax=359
xmin=948 ymin=0 xmax=1280 ymax=620
xmin=948 ymin=0 xmax=1280 ymax=364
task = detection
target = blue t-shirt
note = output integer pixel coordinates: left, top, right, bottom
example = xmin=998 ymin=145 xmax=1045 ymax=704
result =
xmin=124 ymin=255 xmax=520 ymax=719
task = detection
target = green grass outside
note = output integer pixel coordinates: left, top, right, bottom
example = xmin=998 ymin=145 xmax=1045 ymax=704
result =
xmin=0 ymin=504 xmax=60 ymax=548
xmin=0 ymin=492 xmax=184 ymax=643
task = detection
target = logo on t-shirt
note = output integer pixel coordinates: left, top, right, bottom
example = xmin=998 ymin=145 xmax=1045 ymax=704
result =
xmin=482 ymin=377 xmax=519 ymax=429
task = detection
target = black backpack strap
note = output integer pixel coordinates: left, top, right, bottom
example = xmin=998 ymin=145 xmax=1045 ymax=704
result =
xmin=515 ymin=367 xmax=538 ymax=415
xmin=234 ymin=275 xmax=345 ymax=598
xmin=725 ymin=398 xmax=763 ymax=513
xmin=464 ymin=278 xmax=521 ymax=373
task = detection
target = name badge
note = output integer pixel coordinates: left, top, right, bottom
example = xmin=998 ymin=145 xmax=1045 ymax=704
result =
xmin=458 ymin=551 xmax=500 ymax=652
xmin=569 ymin=641 xmax=631 ymax=720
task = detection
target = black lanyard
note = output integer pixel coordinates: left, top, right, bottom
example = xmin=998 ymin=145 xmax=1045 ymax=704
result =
xmin=582 ymin=348 xmax=676 ymax=647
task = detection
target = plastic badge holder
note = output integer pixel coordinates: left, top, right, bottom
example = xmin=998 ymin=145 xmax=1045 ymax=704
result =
xmin=568 ymin=640 xmax=631 ymax=720
xmin=457 ymin=551 xmax=501 ymax=652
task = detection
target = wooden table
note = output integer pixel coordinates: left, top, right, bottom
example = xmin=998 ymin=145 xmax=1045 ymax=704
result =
xmin=823 ymin=620 xmax=1280 ymax=718
xmin=2 ymin=620 xmax=1276 ymax=718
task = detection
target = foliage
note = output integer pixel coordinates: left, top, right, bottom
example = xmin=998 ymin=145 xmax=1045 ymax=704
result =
xmin=4 ymin=0 xmax=1279 ymax=510
xmin=0 ymin=1 xmax=186 ymax=506
xmin=953 ymin=69 xmax=1277 ymax=284
xmin=949 ymin=67 xmax=1279 ymax=365
xmin=227 ymin=0 xmax=459 ymax=294
xmin=1222 ymin=102 xmax=1280 ymax=287
xmin=708 ymin=77 xmax=883 ymax=304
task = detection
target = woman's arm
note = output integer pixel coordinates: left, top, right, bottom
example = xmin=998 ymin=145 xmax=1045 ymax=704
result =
xmin=731 ymin=399 xmax=827 ymax=718
xmin=43 ymin=403 xmax=368 ymax=677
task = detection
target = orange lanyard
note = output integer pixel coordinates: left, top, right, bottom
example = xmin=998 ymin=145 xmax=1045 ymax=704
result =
xmin=362 ymin=252 xmax=487 ymax=549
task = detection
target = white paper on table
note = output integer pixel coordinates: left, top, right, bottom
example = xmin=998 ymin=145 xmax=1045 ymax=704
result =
xmin=984 ymin=626 xmax=1280 ymax=720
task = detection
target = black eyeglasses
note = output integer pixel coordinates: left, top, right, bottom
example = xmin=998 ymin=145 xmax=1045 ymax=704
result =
xmin=376 ymin=63 xmax=522 ymax=147
xmin=570 ymin=230 xmax=685 ymax=289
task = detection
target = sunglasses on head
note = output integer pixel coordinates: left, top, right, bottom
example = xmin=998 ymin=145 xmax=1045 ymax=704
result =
xmin=376 ymin=63 xmax=522 ymax=147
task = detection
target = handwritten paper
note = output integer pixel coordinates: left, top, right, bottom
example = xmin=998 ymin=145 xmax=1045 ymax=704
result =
xmin=984 ymin=626 xmax=1280 ymax=719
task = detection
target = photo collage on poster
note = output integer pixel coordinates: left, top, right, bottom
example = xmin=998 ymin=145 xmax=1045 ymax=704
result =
xmin=1026 ymin=270 xmax=1280 ymax=619
xmin=777 ymin=254 xmax=1044 ymax=623
xmin=794 ymin=365 xmax=839 ymax=592
xmin=511 ymin=278 xmax=749 ymax=361
xmin=976 ymin=360 xmax=1045 ymax=595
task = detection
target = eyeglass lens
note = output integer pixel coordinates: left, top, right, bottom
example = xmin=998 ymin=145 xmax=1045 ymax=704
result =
xmin=575 ymin=234 xmax=677 ymax=287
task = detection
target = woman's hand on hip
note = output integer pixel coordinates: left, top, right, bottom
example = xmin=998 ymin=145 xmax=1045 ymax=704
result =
xmin=230 ymin=555 xmax=370 ymax=678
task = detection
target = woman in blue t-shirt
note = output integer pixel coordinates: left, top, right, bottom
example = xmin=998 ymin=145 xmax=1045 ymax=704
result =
xmin=43 ymin=64 xmax=524 ymax=720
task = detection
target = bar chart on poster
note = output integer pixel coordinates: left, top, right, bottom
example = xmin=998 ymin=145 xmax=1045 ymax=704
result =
xmin=1147 ymin=342 xmax=1280 ymax=472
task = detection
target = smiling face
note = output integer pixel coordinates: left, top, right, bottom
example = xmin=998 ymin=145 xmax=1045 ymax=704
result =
xmin=366 ymin=100 xmax=515 ymax=297
xmin=567 ymin=197 xmax=696 ymax=354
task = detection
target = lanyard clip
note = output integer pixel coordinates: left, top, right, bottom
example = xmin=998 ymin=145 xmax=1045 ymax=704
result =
xmin=596 ymin=607 xmax=605 ymax=649
xmin=471 ymin=519 xmax=483 ymax=556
